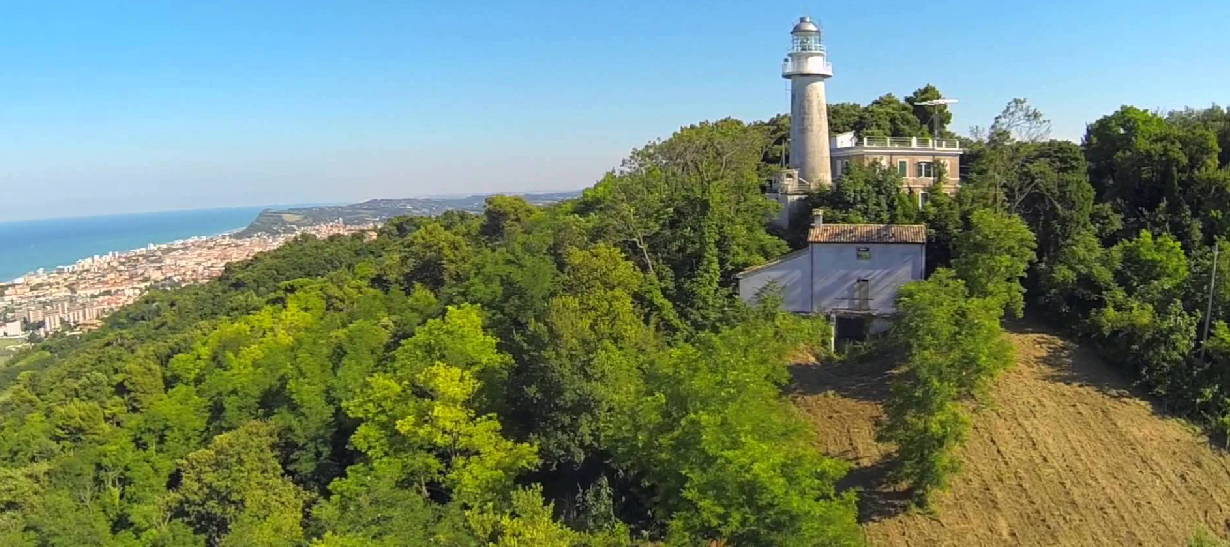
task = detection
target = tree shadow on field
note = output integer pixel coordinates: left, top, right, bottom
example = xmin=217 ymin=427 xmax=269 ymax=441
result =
xmin=786 ymin=351 xmax=897 ymax=403
xmin=836 ymin=456 xmax=915 ymax=523
xmin=786 ymin=348 xmax=915 ymax=521
xmin=1006 ymin=319 xmax=1136 ymax=400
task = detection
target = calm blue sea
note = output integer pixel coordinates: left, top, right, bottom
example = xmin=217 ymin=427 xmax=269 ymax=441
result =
xmin=0 ymin=207 xmax=269 ymax=282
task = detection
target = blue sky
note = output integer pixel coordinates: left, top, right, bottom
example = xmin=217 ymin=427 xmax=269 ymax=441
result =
xmin=1 ymin=0 xmax=1227 ymax=221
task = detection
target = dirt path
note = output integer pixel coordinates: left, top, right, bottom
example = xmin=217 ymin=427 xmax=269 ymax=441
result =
xmin=792 ymin=326 xmax=1230 ymax=546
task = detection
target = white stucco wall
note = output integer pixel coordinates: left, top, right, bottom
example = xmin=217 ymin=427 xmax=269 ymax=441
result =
xmin=737 ymin=241 xmax=925 ymax=316
xmin=737 ymin=248 xmax=812 ymax=313
xmin=811 ymin=243 xmax=923 ymax=315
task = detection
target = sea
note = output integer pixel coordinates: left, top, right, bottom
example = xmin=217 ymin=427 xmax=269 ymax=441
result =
xmin=0 ymin=206 xmax=269 ymax=282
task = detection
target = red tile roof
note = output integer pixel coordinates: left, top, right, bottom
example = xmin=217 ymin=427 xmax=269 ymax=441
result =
xmin=807 ymin=224 xmax=927 ymax=244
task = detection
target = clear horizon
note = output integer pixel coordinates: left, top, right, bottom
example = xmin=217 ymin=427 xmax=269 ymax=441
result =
xmin=2 ymin=0 xmax=1227 ymax=222
xmin=0 ymin=190 xmax=580 ymax=225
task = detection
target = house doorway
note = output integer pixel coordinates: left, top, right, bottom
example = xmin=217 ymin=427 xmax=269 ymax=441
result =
xmin=834 ymin=315 xmax=868 ymax=341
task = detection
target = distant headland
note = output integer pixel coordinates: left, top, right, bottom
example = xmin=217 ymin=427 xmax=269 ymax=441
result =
xmin=235 ymin=191 xmax=582 ymax=237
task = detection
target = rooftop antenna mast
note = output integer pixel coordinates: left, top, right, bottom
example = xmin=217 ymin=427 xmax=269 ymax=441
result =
xmin=915 ymin=98 xmax=959 ymax=138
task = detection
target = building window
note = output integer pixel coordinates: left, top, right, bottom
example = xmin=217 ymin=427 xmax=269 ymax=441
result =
xmin=916 ymin=161 xmax=934 ymax=178
xmin=897 ymin=160 xmax=908 ymax=177
xmin=856 ymin=247 xmax=871 ymax=260
xmin=920 ymin=191 xmax=930 ymax=207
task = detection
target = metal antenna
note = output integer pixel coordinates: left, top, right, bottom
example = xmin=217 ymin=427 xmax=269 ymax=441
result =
xmin=916 ymin=98 xmax=958 ymax=137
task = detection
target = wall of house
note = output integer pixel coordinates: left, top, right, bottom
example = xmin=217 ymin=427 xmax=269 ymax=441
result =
xmin=736 ymin=242 xmax=926 ymax=316
xmin=737 ymin=248 xmax=812 ymax=313
xmin=810 ymin=242 xmax=924 ymax=315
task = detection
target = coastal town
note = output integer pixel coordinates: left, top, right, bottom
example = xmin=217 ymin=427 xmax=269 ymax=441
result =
xmin=0 ymin=220 xmax=375 ymax=340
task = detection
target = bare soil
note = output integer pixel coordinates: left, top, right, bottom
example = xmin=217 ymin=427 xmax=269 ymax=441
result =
xmin=791 ymin=325 xmax=1230 ymax=546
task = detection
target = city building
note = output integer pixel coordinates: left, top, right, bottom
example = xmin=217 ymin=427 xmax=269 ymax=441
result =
xmin=0 ymin=220 xmax=375 ymax=338
xmin=765 ymin=16 xmax=963 ymax=229
xmin=0 ymin=320 xmax=22 ymax=338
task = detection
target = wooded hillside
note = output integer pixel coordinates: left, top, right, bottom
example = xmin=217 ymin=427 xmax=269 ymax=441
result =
xmin=5 ymin=89 xmax=1230 ymax=546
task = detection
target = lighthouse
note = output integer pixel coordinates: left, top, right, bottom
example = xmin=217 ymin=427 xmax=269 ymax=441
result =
xmin=768 ymin=16 xmax=834 ymax=229
xmin=785 ymin=16 xmax=833 ymax=188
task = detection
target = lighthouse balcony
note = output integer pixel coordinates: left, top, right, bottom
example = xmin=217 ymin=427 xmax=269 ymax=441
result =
xmin=782 ymin=55 xmax=833 ymax=77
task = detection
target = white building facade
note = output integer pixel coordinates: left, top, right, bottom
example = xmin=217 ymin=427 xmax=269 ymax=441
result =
xmin=0 ymin=320 xmax=22 ymax=338
xmin=737 ymin=222 xmax=925 ymax=333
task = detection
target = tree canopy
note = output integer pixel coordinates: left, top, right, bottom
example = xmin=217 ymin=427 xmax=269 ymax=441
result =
xmin=10 ymin=87 xmax=1230 ymax=544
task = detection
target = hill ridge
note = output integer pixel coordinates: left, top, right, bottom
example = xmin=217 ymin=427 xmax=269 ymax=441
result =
xmin=236 ymin=190 xmax=582 ymax=237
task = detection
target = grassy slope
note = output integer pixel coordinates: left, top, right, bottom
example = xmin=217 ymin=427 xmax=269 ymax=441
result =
xmin=0 ymin=339 xmax=21 ymax=366
xmin=791 ymin=324 xmax=1230 ymax=546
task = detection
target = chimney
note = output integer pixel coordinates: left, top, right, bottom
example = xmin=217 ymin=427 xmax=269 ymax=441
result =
xmin=812 ymin=209 xmax=824 ymax=228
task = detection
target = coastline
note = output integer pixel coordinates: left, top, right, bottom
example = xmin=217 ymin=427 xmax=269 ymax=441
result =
xmin=0 ymin=220 xmax=372 ymax=338
xmin=0 ymin=207 xmax=268 ymax=282
xmin=5 ymin=228 xmax=247 ymax=284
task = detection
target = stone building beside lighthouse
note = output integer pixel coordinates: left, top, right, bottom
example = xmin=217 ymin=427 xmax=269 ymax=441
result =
xmin=765 ymin=17 xmax=964 ymax=231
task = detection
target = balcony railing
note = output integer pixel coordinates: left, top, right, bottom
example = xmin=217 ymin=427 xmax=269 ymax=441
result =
xmin=782 ymin=56 xmax=832 ymax=77
xmin=853 ymin=136 xmax=961 ymax=150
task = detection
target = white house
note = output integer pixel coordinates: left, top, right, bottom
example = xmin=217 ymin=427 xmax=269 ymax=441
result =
xmin=737 ymin=220 xmax=925 ymax=336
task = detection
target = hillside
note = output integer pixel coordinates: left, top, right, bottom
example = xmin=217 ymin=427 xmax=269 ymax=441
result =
xmin=792 ymin=325 xmax=1230 ymax=546
xmin=235 ymin=191 xmax=581 ymax=236
xmin=0 ymin=339 xmax=21 ymax=366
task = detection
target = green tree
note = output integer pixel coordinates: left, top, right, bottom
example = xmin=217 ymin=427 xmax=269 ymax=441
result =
xmin=858 ymin=94 xmax=926 ymax=138
xmin=401 ymin=222 xmax=473 ymax=291
xmin=1035 ymin=230 xmax=1118 ymax=321
xmin=1084 ymin=105 xmax=1219 ymax=244
xmin=311 ymin=465 xmax=475 ymax=547
xmin=344 ymin=305 xmax=535 ymax=505
xmin=828 ymin=102 xmax=863 ymax=135
xmin=879 ymin=271 xmax=1013 ymax=506
xmin=172 ymin=421 xmax=311 ymax=546
xmin=518 ymin=245 xmax=653 ymax=465
xmin=480 ymin=195 xmax=540 ymax=242
xmin=905 ymin=84 xmax=953 ymax=137
xmin=953 ymin=209 xmax=1037 ymax=317
xmin=813 ymin=161 xmax=919 ymax=225
xmin=920 ymin=177 xmax=962 ymax=273
xmin=609 ymin=313 xmax=862 ymax=546
xmin=577 ymin=118 xmax=786 ymax=332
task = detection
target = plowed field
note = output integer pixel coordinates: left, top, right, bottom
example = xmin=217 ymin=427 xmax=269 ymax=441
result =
xmin=791 ymin=326 xmax=1230 ymax=546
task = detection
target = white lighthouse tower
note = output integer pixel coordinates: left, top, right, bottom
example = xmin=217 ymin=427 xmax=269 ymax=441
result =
xmin=768 ymin=16 xmax=833 ymax=229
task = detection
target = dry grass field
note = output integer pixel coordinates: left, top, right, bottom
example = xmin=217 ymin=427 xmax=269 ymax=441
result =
xmin=791 ymin=325 xmax=1230 ymax=546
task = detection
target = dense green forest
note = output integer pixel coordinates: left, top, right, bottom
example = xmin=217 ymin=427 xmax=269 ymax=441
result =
xmin=5 ymin=87 xmax=1230 ymax=545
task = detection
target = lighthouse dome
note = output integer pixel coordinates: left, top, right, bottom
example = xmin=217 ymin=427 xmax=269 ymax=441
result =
xmin=792 ymin=16 xmax=819 ymax=34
